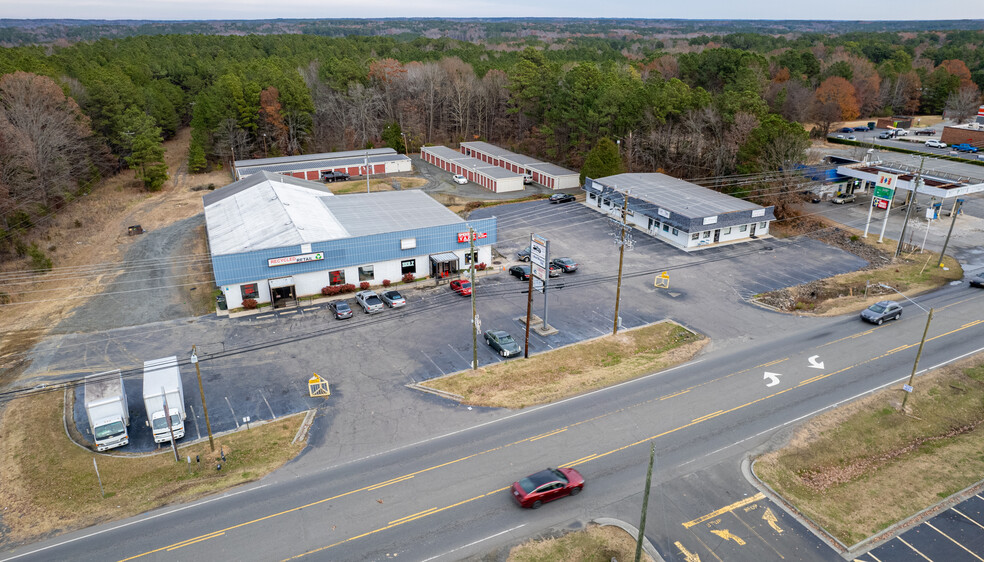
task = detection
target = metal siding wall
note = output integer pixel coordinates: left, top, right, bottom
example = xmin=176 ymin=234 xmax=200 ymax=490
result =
xmin=212 ymin=217 xmax=498 ymax=286
xmin=306 ymin=170 xmax=318 ymax=180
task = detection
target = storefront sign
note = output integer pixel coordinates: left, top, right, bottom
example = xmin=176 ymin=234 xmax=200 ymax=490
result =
xmin=875 ymin=198 xmax=889 ymax=210
xmin=268 ymin=252 xmax=324 ymax=267
xmin=457 ymin=231 xmax=488 ymax=243
xmin=657 ymin=208 xmax=671 ymax=219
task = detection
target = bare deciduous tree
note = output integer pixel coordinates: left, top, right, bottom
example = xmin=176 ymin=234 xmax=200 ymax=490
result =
xmin=944 ymin=85 xmax=982 ymax=124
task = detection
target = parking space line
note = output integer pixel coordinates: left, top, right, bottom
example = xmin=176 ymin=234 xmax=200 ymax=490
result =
xmin=925 ymin=521 xmax=984 ymax=561
xmin=189 ymin=404 xmax=201 ymax=440
xmin=953 ymin=507 xmax=984 ymax=530
xmin=224 ymin=396 xmax=239 ymax=428
xmin=867 ymin=551 xmax=885 ymax=562
xmin=254 ymin=314 xmax=275 ymax=320
xmin=422 ymin=352 xmax=446 ymax=377
xmin=447 ymin=344 xmax=468 ymax=363
xmin=260 ymin=391 xmax=276 ymax=420
xmin=897 ymin=536 xmax=933 ymax=561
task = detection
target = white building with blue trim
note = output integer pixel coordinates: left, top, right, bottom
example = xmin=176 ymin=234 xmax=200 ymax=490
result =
xmin=204 ymin=171 xmax=495 ymax=310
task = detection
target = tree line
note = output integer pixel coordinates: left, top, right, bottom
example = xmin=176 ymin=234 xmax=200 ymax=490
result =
xmin=1 ymin=30 xmax=983 ymax=256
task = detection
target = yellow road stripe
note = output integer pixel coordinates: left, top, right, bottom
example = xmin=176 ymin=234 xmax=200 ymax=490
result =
xmin=367 ymin=475 xmax=414 ymax=491
xmin=562 ymin=454 xmax=598 ymax=467
xmin=661 ymin=389 xmax=690 ymax=400
xmin=388 ymin=507 xmax=438 ymax=525
xmin=166 ymin=533 xmax=225 ymax=551
xmin=530 ymin=428 xmax=568 ymax=441
xmin=925 ymin=522 xmax=984 ymax=561
xmin=692 ymin=410 xmax=724 ymax=423
xmin=898 ymin=537 xmax=934 ymax=561
xmin=759 ymin=358 xmax=789 ymax=368
xmin=683 ymin=493 xmax=765 ymax=528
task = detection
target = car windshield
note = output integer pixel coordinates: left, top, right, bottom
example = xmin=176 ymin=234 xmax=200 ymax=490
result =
xmin=868 ymin=304 xmax=887 ymax=313
xmin=460 ymin=282 xmax=471 ymax=289
xmin=94 ymin=421 xmax=126 ymax=440
xmin=518 ymin=469 xmax=568 ymax=493
xmin=556 ymin=258 xmax=573 ymax=265
xmin=498 ymin=334 xmax=515 ymax=345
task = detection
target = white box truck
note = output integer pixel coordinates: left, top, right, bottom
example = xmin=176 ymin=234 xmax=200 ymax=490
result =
xmin=143 ymin=356 xmax=186 ymax=444
xmin=84 ymin=370 xmax=130 ymax=451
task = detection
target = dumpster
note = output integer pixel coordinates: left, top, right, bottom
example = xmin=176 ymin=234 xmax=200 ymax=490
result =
xmin=216 ymin=294 xmax=227 ymax=310
xmin=867 ymin=122 xmax=876 ymax=130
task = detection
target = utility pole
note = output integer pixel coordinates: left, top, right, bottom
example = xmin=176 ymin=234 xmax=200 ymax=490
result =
xmin=470 ymin=227 xmax=478 ymax=370
xmin=365 ymin=150 xmax=371 ymax=193
xmin=895 ymin=157 xmax=923 ymax=259
xmin=635 ymin=442 xmax=656 ymax=562
xmin=937 ymin=200 xmax=963 ymax=267
xmin=900 ymin=308 xmax=934 ymax=412
xmin=191 ymin=346 xmax=215 ymax=451
xmin=613 ymin=190 xmax=629 ymax=335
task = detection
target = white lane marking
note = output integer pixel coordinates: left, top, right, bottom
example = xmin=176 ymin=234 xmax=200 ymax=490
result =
xmin=419 ymin=524 xmax=526 ymax=562
xmin=0 ymin=485 xmax=269 ymax=562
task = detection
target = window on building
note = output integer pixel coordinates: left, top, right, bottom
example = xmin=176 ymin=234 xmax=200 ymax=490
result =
xmin=702 ymin=231 xmax=711 ymax=239
xmin=464 ymin=251 xmax=479 ymax=264
xmin=739 ymin=225 xmax=748 ymax=232
xmin=401 ymin=259 xmax=416 ymax=275
xmin=691 ymin=233 xmax=699 ymax=241
xmin=358 ymin=265 xmax=374 ymax=281
xmin=723 ymin=227 xmax=732 ymax=235
xmin=329 ymin=270 xmax=345 ymax=285
xmin=760 ymin=222 xmax=767 ymax=229
xmin=241 ymin=283 xmax=259 ymax=300
xmin=662 ymin=224 xmax=669 ymax=232
xmin=589 ymin=193 xmax=596 ymax=201
xmin=672 ymin=228 xmax=679 ymax=236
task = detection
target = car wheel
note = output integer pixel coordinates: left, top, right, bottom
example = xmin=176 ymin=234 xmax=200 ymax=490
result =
xmin=895 ymin=313 xmax=901 ymax=321
xmin=500 ymin=350 xmax=506 ymax=357
xmin=485 ymin=337 xmax=490 ymax=344
xmin=877 ymin=318 xmax=883 ymax=325
xmin=531 ymin=500 xmax=542 ymax=509
xmin=570 ymin=486 xmax=581 ymax=496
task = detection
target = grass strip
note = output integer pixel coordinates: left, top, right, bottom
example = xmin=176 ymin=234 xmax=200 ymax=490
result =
xmin=0 ymin=393 xmax=307 ymax=546
xmin=754 ymin=356 xmax=984 ymax=546
xmin=422 ymin=322 xmax=705 ymax=408
xmin=507 ymin=524 xmax=653 ymax=562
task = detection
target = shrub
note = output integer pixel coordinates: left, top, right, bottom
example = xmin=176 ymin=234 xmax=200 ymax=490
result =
xmin=403 ymin=273 xmax=415 ymax=283
xmin=476 ymin=262 xmax=487 ymax=271
xmin=27 ymin=244 xmax=52 ymax=272
xmin=360 ymin=281 xmax=370 ymax=290
xmin=322 ymin=285 xmax=342 ymax=296
xmin=382 ymin=279 xmax=391 ymax=287
xmin=341 ymin=283 xmax=356 ymax=293
xmin=242 ymin=298 xmax=258 ymax=310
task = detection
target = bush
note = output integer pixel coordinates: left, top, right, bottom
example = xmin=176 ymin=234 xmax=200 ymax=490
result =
xmin=242 ymin=298 xmax=258 ymax=310
xmin=341 ymin=283 xmax=356 ymax=293
xmin=321 ymin=285 xmax=342 ymax=296
xmin=476 ymin=262 xmax=487 ymax=271
xmin=27 ymin=244 xmax=52 ymax=272
xmin=402 ymin=273 xmax=415 ymax=283
xmin=360 ymin=281 xmax=370 ymax=290
xmin=382 ymin=279 xmax=391 ymax=287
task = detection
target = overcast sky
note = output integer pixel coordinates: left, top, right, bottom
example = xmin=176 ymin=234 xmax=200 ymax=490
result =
xmin=7 ymin=0 xmax=984 ymax=21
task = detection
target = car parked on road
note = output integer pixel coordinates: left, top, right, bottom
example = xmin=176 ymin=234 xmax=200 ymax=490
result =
xmin=517 ymin=246 xmax=531 ymax=262
xmin=894 ymin=128 xmax=908 ymax=136
xmin=509 ymin=265 xmax=532 ymax=280
xmin=831 ymin=193 xmax=856 ymax=204
xmin=914 ymin=129 xmax=936 ymax=136
xmin=551 ymin=257 xmax=578 ymax=273
xmin=328 ymin=300 xmax=353 ymax=319
xmin=321 ymin=171 xmax=351 ymax=183
xmin=484 ymin=330 xmax=522 ymax=357
xmin=512 ymin=467 xmax=585 ymax=509
xmin=547 ymin=263 xmax=562 ymax=277
xmin=549 ymin=193 xmax=576 ymax=204
xmin=853 ymin=126 xmax=869 ymax=132
xmin=953 ymin=143 xmax=979 ymax=153
xmin=449 ymin=279 xmax=472 ymax=296
xmin=860 ymin=300 xmax=902 ymax=325
xmin=838 ymin=127 xmax=854 ymax=133
xmin=354 ymin=290 xmax=384 ymax=314
xmin=846 ymin=135 xmax=857 ymax=141
xmin=925 ymin=139 xmax=947 ymax=148
xmin=878 ymin=131 xmax=892 ymax=139
xmin=969 ymin=274 xmax=984 ymax=289
xmin=452 ymin=174 xmax=468 ymax=184
xmin=379 ymin=290 xmax=406 ymax=308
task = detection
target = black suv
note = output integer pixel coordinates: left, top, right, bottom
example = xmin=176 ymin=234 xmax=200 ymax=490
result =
xmin=321 ymin=171 xmax=351 ymax=183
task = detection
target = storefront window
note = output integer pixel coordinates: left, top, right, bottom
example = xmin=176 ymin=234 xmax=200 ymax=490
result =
xmin=702 ymin=231 xmax=711 ymax=239
xmin=401 ymin=259 xmax=416 ymax=275
xmin=464 ymin=251 xmax=479 ymax=264
xmin=723 ymin=227 xmax=732 ymax=235
xmin=739 ymin=225 xmax=748 ymax=232
xmin=662 ymin=224 xmax=669 ymax=232
xmin=358 ymin=265 xmax=374 ymax=281
xmin=329 ymin=270 xmax=345 ymax=285
xmin=691 ymin=233 xmax=699 ymax=240
xmin=672 ymin=228 xmax=679 ymax=236
xmin=760 ymin=222 xmax=767 ymax=229
xmin=241 ymin=283 xmax=258 ymax=300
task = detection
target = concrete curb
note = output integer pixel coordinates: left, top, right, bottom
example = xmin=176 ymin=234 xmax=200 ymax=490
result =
xmin=592 ymin=517 xmax=664 ymax=562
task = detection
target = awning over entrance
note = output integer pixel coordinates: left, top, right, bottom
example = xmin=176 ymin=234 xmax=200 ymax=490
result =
xmin=429 ymin=252 xmax=458 ymax=264
xmin=269 ymin=276 xmax=294 ymax=288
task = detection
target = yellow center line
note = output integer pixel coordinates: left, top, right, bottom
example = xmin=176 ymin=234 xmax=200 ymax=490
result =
xmin=530 ymin=428 xmax=568 ymax=441
xmin=166 ymin=532 xmax=225 ymax=551
xmin=758 ymin=358 xmax=789 ymax=368
xmin=562 ymin=454 xmax=598 ymax=467
xmin=367 ymin=474 xmax=414 ymax=490
xmin=388 ymin=507 xmax=439 ymax=525
xmin=661 ymin=389 xmax=690 ymax=400
xmin=121 ymin=317 xmax=983 ymax=561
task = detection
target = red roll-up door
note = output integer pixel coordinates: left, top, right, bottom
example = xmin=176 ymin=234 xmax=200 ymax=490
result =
xmin=306 ymin=170 xmax=318 ymax=180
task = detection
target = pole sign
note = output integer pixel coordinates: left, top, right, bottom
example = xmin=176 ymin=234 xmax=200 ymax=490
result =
xmin=530 ymin=234 xmax=548 ymax=293
xmin=873 ymin=172 xmax=897 ymax=203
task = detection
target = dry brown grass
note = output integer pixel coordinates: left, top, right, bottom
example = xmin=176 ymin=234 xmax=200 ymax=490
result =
xmin=507 ymin=524 xmax=653 ymax=562
xmin=0 ymin=392 xmax=307 ymax=546
xmin=754 ymin=356 xmax=984 ymax=546
xmin=423 ymin=322 xmax=705 ymax=408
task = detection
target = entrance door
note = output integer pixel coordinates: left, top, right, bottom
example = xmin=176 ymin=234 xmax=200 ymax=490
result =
xmin=271 ymin=285 xmax=296 ymax=309
xmin=713 ymin=229 xmax=720 ymax=243
xmin=750 ymin=223 xmax=757 ymax=237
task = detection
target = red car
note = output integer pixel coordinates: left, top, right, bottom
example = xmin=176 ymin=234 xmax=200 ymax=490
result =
xmin=450 ymin=279 xmax=472 ymax=296
xmin=512 ymin=467 xmax=584 ymax=509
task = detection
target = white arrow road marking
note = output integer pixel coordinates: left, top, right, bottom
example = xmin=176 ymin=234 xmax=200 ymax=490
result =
xmin=764 ymin=372 xmax=782 ymax=387
xmin=808 ymin=355 xmax=825 ymax=369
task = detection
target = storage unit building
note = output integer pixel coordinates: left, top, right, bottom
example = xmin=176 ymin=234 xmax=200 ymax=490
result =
xmin=459 ymin=141 xmax=579 ymax=190
xmin=234 ymin=148 xmax=412 ymax=181
xmin=584 ymin=173 xmax=775 ymax=251
xmin=204 ymin=171 xmax=496 ymax=311
xmin=420 ymin=146 xmax=524 ymax=193
xmin=527 ymin=162 xmax=581 ymax=189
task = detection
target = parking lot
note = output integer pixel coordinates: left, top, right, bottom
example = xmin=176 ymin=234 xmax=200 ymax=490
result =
xmin=860 ymin=493 xmax=984 ymax=562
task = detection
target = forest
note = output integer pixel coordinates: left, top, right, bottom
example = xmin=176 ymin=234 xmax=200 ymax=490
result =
xmin=0 ymin=25 xmax=983 ymax=258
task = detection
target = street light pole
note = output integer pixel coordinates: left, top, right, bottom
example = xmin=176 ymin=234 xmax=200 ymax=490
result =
xmin=613 ymin=190 xmax=629 ymax=335
xmin=937 ymin=200 xmax=963 ymax=268
xmin=191 ymin=346 xmax=215 ymax=451
xmin=470 ymin=227 xmax=478 ymax=370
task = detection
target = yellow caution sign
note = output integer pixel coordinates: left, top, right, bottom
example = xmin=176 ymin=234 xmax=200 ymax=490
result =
xmin=654 ymin=271 xmax=670 ymax=289
xmin=308 ymin=374 xmax=331 ymax=398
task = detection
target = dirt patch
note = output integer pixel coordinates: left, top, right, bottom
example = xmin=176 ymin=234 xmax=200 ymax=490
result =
xmin=507 ymin=524 xmax=653 ymax=562
xmin=753 ymin=217 xmax=962 ymax=314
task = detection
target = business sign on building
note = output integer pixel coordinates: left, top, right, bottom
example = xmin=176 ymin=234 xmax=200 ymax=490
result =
xmin=267 ymin=252 xmax=324 ymax=267
xmin=457 ymin=231 xmax=488 ymax=243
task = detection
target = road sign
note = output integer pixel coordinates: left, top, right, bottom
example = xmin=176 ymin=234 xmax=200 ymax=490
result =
xmin=902 ymin=384 xmax=913 ymax=393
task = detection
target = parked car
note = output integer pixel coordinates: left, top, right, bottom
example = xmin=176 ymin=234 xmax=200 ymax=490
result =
xmin=354 ymin=290 xmax=384 ymax=314
xmin=925 ymin=139 xmax=947 ymax=148
xmin=512 ymin=467 xmax=585 ymax=509
xmin=449 ymin=279 xmax=472 ymax=296
xmin=878 ymin=132 xmax=892 ymax=139
xmin=549 ymin=193 xmax=576 ymax=204
xmin=517 ymin=246 xmax=531 ymax=262
xmin=860 ymin=300 xmax=902 ymax=325
xmin=894 ymin=128 xmax=908 ymax=136
xmin=835 ymin=134 xmax=845 ymax=139
xmin=953 ymin=143 xmax=979 ymax=153
xmin=548 ymin=263 xmax=562 ymax=277
xmin=914 ymin=129 xmax=937 ymax=136
xmin=379 ymin=290 xmax=406 ymax=308
xmin=321 ymin=171 xmax=351 ymax=183
xmin=452 ymin=174 xmax=468 ymax=184
xmin=550 ymin=257 xmax=578 ymax=273
xmin=831 ymin=193 xmax=856 ymax=204
xmin=509 ymin=265 xmax=532 ymax=280
xmin=838 ymin=127 xmax=854 ymax=133
xmin=484 ymin=330 xmax=522 ymax=357
xmin=853 ymin=126 xmax=869 ymax=132
xmin=969 ymin=274 xmax=984 ymax=289
xmin=328 ymin=300 xmax=353 ymax=319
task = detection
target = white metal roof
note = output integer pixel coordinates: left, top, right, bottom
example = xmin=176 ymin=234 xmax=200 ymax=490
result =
xmin=234 ymin=148 xmax=396 ymax=168
xmin=593 ymin=173 xmax=763 ymax=218
xmin=422 ymin=145 xmax=471 ymax=161
xmin=460 ymin=141 xmax=514 ymax=158
xmin=528 ymin=162 xmax=578 ymax=177
xmin=323 ymin=190 xmax=463 ymax=237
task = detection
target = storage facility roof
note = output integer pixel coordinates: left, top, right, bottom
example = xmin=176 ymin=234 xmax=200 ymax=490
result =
xmin=592 ymin=173 xmax=763 ymax=219
xmin=528 ymin=162 xmax=578 ymax=177
xmin=234 ymin=148 xmax=396 ymax=168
